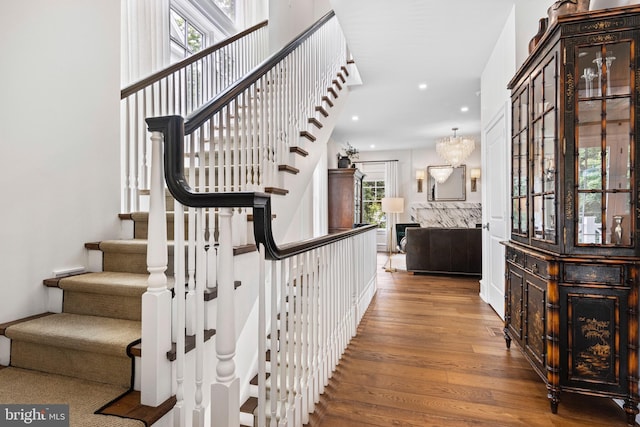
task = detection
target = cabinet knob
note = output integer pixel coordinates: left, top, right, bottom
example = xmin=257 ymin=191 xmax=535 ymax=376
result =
xmin=532 ymin=263 xmax=538 ymax=273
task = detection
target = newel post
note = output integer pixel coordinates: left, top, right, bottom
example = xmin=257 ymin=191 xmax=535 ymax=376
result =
xmin=141 ymin=129 xmax=173 ymax=405
xmin=211 ymin=207 xmax=240 ymax=427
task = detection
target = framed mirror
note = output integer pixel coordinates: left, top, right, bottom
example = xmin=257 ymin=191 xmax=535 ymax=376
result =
xmin=427 ymin=165 xmax=466 ymax=201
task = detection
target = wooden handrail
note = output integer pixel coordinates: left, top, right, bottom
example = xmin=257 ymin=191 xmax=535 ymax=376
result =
xmin=146 ymin=115 xmax=376 ymax=261
xmin=120 ymin=19 xmax=268 ymax=99
xmin=183 ymin=10 xmax=336 ymax=134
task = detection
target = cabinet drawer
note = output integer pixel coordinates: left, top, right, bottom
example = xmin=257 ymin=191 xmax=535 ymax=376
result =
xmin=506 ymin=247 xmax=525 ymax=267
xmin=525 ymin=255 xmax=549 ymax=279
xmin=563 ymin=264 xmax=624 ymax=285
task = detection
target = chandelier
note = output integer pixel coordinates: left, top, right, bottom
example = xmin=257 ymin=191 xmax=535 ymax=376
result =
xmin=429 ymin=166 xmax=453 ymax=184
xmin=436 ymin=127 xmax=475 ymax=168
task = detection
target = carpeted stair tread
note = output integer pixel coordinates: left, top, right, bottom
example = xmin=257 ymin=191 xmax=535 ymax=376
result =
xmin=59 ymin=272 xmax=150 ymax=297
xmin=0 ymin=367 xmax=144 ymax=427
xmin=5 ymin=313 xmax=140 ymax=356
xmin=98 ymin=239 xmax=182 ymax=254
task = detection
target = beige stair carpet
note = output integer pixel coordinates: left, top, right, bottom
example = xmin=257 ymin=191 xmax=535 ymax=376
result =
xmin=5 ymin=313 xmax=140 ymax=388
xmin=0 ymin=367 xmax=143 ymax=427
xmin=59 ymin=272 xmax=148 ymax=321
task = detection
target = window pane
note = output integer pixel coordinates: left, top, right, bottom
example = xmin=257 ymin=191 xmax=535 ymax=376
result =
xmin=533 ymin=195 xmax=543 ymax=239
xmin=606 ymin=98 xmax=631 ymax=191
xmin=544 ymin=195 xmax=555 ymax=240
xmin=543 ymin=112 xmax=555 ymax=192
xmin=512 ymin=199 xmax=519 ymax=231
xmin=578 ymin=192 xmax=602 ymax=244
xmin=607 ymin=42 xmax=631 ymax=96
xmin=578 ymin=45 xmax=601 ymax=99
xmin=533 ymin=72 xmax=543 ymax=118
xmin=519 ymin=132 xmax=528 ymax=196
xmin=605 ymin=193 xmax=631 ymax=245
xmin=362 ymin=180 xmax=386 ymax=228
xmin=170 ymin=9 xmax=186 ymax=43
xmin=187 ymin=24 xmax=203 ymax=53
xmin=532 ymin=119 xmax=543 ymax=194
xmin=544 ymin=59 xmax=556 ymax=110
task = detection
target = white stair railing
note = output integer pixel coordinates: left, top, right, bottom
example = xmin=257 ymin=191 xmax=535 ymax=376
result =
xmin=177 ymin=12 xmax=347 ymax=202
xmin=121 ymin=21 xmax=268 ymax=213
xmin=143 ymin=11 xmax=370 ymax=427
xmin=255 ymin=230 xmax=377 ymax=427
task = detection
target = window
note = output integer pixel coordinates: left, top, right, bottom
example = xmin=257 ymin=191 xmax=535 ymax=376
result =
xmin=170 ymin=8 xmax=205 ymax=60
xmin=363 ymin=180 xmax=386 ymax=228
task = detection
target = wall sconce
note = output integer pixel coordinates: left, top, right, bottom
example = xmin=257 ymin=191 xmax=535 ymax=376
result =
xmin=415 ymin=170 xmax=425 ymax=193
xmin=470 ymin=168 xmax=481 ymax=192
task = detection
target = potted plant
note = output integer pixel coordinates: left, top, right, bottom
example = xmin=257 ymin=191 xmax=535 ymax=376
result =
xmin=338 ymin=142 xmax=359 ymax=168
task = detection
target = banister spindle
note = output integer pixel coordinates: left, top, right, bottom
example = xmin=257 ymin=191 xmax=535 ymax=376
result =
xmin=141 ymin=130 xmax=172 ymax=406
xmin=211 ymin=207 xmax=239 ymax=427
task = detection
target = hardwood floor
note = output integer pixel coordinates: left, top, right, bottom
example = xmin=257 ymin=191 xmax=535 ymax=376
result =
xmin=306 ymin=255 xmax=634 ymax=427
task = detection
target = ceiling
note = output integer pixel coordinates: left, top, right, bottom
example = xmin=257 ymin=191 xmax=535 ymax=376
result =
xmin=329 ymin=0 xmax=527 ymax=152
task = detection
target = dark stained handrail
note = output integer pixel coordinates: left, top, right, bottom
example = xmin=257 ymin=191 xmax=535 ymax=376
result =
xmin=146 ymin=115 xmax=376 ymax=261
xmin=121 ymin=20 xmax=268 ymax=99
xmin=183 ymin=10 xmax=336 ymax=134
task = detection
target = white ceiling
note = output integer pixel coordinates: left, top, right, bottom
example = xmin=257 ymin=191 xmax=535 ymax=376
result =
xmin=329 ymin=0 xmax=526 ymax=152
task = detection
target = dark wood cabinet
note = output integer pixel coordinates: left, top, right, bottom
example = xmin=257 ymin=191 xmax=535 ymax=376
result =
xmin=504 ymin=7 xmax=640 ymax=424
xmin=328 ymin=168 xmax=363 ymax=233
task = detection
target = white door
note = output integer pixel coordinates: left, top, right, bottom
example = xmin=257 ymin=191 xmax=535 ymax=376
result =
xmin=480 ymin=106 xmax=509 ymax=318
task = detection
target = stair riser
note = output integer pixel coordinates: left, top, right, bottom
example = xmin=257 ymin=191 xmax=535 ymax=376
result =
xmin=64 ymin=291 xmax=142 ymax=321
xmin=11 ymin=341 xmax=132 ymax=388
xmin=103 ymin=252 xmax=176 ymax=275
xmin=133 ymin=219 xmax=190 ymax=241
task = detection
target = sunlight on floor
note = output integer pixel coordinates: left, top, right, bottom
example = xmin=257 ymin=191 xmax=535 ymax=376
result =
xmin=376 ymin=252 xmax=406 ymax=272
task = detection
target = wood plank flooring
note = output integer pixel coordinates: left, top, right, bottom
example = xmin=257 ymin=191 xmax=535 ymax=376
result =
xmin=305 ymin=255 xmax=634 ymax=427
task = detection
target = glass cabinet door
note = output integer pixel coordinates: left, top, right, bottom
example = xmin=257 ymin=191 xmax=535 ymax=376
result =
xmin=576 ymin=41 xmax=632 ymax=246
xmin=512 ymin=87 xmax=528 ymax=235
xmin=531 ymin=56 xmax=557 ymax=243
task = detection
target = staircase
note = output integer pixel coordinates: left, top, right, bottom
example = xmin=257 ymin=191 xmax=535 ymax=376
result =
xmin=0 ymin=10 xmax=378 ymax=427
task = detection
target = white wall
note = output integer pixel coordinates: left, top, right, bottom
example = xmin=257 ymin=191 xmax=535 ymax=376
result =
xmin=268 ymin=0 xmax=332 ymax=53
xmin=514 ymin=2 xmax=553 ymax=71
xmin=0 ymin=1 xmax=121 ymax=323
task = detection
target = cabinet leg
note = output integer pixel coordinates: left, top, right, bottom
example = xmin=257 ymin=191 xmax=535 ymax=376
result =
xmin=548 ymin=392 xmax=559 ymax=414
xmin=623 ymin=400 xmax=638 ymax=426
xmin=503 ymin=327 xmax=511 ymax=349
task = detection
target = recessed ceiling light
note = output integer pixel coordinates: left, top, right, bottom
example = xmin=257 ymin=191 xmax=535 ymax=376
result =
xmin=460 ymin=106 xmax=469 ymax=112
xmin=418 ymin=83 xmax=428 ymax=90
xmin=370 ymin=144 xmax=375 ymax=149
xmin=352 ymin=115 xmax=359 ymax=121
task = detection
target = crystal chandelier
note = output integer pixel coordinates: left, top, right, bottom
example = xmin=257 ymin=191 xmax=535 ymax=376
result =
xmin=429 ymin=166 xmax=453 ymax=184
xmin=436 ymin=127 xmax=475 ymax=168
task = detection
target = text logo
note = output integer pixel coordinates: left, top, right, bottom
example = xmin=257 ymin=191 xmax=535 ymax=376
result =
xmin=0 ymin=405 xmax=69 ymax=426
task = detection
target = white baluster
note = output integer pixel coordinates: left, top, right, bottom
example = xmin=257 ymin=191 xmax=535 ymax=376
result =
xmin=311 ymin=248 xmax=320 ymax=406
xmin=141 ymin=131 xmax=172 ymax=406
xmin=186 ymin=135 xmax=196 ymax=336
xmin=173 ymin=201 xmax=186 ymax=427
xmin=258 ymin=245 xmax=266 ymax=427
xmin=278 ymin=259 xmax=287 ymax=423
xmin=300 ymin=251 xmax=310 ymax=424
xmin=211 ymin=207 xmax=239 ymax=427
xmin=193 ymin=208 xmax=205 ymax=427
xmin=287 ymin=256 xmax=296 ymax=425
xmin=269 ymin=259 xmax=278 ymax=427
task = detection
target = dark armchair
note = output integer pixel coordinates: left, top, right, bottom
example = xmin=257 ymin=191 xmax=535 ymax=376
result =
xmin=395 ymin=223 xmax=420 ymax=253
